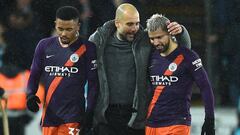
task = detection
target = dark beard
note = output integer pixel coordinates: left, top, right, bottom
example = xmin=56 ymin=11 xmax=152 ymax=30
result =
xmin=159 ymin=44 xmax=169 ymax=53
xmin=159 ymin=37 xmax=170 ymax=53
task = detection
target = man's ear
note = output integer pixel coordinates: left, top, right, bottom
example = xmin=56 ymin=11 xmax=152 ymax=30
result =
xmin=170 ymin=35 xmax=177 ymax=42
xmin=78 ymin=23 xmax=81 ymax=31
xmin=115 ymin=20 xmax=119 ymax=28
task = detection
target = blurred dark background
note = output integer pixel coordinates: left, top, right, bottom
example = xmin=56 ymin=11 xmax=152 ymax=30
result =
xmin=0 ymin=0 xmax=240 ymax=107
xmin=1 ymin=0 xmax=240 ymax=135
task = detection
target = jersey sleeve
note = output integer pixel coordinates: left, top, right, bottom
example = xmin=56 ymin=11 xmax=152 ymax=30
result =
xmin=27 ymin=40 xmax=45 ymax=96
xmin=85 ymin=42 xmax=99 ymax=112
xmin=188 ymin=50 xmax=215 ymax=118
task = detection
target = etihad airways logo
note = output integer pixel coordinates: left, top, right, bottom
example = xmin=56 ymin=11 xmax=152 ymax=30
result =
xmin=150 ymin=75 xmax=178 ymax=86
xmin=45 ymin=66 xmax=78 ymax=77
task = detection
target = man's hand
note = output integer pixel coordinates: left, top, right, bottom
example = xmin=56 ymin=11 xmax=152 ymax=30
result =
xmin=201 ymin=117 xmax=215 ymax=135
xmin=26 ymin=95 xmax=41 ymax=112
xmin=167 ymin=21 xmax=182 ymax=35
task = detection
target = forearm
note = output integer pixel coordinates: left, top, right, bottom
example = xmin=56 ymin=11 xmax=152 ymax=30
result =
xmin=195 ymin=69 xmax=215 ymax=118
xmin=27 ymin=63 xmax=42 ymax=96
xmin=27 ymin=72 xmax=41 ymax=96
xmin=86 ymin=80 xmax=98 ymax=111
xmin=176 ymin=25 xmax=191 ymax=49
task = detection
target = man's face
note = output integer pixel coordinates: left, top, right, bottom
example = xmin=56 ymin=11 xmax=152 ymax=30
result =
xmin=115 ymin=14 xmax=140 ymax=42
xmin=148 ymin=28 xmax=170 ymax=53
xmin=55 ymin=18 xmax=80 ymax=44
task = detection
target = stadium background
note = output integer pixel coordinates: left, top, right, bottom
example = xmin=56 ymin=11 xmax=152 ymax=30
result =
xmin=0 ymin=0 xmax=239 ymax=134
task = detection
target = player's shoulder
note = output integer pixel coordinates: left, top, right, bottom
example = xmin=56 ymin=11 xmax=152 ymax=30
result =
xmin=34 ymin=36 xmax=57 ymax=53
xmin=38 ymin=36 xmax=57 ymax=48
xmin=80 ymin=37 xmax=96 ymax=50
xmin=178 ymin=46 xmax=199 ymax=60
xmin=178 ymin=46 xmax=201 ymax=67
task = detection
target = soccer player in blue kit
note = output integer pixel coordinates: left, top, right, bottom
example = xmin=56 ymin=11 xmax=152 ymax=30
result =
xmin=145 ymin=14 xmax=215 ymax=135
xmin=26 ymin=6 xmax=98 ymax=135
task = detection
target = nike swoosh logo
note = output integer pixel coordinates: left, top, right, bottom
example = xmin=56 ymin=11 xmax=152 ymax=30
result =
xmin=46 ymin=55 xmax=54 ymax=58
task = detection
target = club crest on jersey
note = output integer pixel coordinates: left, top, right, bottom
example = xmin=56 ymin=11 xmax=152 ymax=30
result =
xmin=168 ymin=62 xmax=177 ymax=72
xmin=70 ymin=53 xmax=79 ymax=63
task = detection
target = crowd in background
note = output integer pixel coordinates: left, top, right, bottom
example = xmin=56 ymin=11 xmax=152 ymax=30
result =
xmin=208 ymin=0 xmax=240 ymax=107
xmin=0 ymin=0 xmax=147 ymax=69
xmin=0 ymin=0 xmax=240 ymax=134
xmin=0 ymin=0 xmax=145 ymax=134
xmin=0 ymin=0 xmax=240 ymax=105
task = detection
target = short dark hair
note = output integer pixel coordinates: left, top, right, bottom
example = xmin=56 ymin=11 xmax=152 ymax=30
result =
xmin=56 ymin=6 xmax=80 ymax=21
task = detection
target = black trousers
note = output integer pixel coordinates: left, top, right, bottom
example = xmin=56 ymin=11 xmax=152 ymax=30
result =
xmin=93 ymin=105 xmax=145 ymax=135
